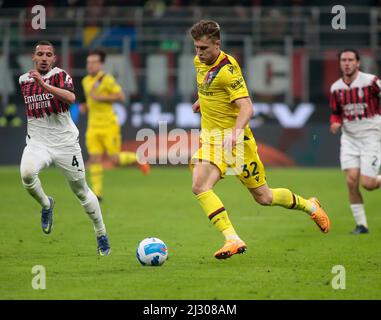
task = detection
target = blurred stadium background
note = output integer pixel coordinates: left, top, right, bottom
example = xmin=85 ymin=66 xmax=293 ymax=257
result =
xmin=0 ymin=0 xmax=380 ymax=166
xmin=3 ymin=1 xmax=381 ymax=301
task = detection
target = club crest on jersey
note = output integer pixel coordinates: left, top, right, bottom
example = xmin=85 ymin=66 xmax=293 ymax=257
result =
xmin=64 ymin=74 xmax=73 ymax=86
xmin=204 ymin=71 xmax=215 ymax=86
xmin=201 ymin=56 xmax=231 ymax=88
xmin=358 ymin=88 xmax=364 ymax=98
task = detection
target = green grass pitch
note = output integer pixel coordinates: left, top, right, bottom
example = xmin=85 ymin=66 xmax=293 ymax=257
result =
xmin=0 ymin=166 xmax=380 ymax=299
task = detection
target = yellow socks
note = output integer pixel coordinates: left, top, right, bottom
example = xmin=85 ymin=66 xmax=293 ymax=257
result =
xmin=119 ymin=152 xmax=137 ymax=166
xmin=270 ymin=188 xmax=314 ymax=214
xmin=196 ymin=190 xmax=239 ymax=240
xmin=89 ymin=163 xmax=103 ymax=198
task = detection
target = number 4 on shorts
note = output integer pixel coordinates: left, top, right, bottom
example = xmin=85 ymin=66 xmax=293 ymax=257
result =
xmin=72 ymin=155 xmax=79 ymax=167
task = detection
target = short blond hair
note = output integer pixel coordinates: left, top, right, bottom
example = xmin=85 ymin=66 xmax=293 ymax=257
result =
xmin=190 ymin=20 xmax=221 ymax=42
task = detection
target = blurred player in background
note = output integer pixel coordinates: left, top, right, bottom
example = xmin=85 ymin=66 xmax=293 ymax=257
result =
xmin=19 ymin=40 xmax=110 ymax=256
xmin=330 ymin=49 xmax=381 ymax=234
xmin=81 ymin=49 xmax=150 ymax=202
xmin=189 ymin=20 xmax=330 ymax=260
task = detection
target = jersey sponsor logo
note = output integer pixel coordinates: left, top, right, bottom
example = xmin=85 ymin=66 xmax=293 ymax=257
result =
xmin=231 ymin=77 xmax=244 ymax=90
xmin=27 ymin=100 xmax=51 ymax=111
xmin=24 ymin=93 xmax=54 ymax=113
xmin=24 ymin=93 xmax=54 ymax=104
xmin=197 ymin=83 xmax=214 ymax=96
xmin=343 ymin=103 xmax=367 ymax=117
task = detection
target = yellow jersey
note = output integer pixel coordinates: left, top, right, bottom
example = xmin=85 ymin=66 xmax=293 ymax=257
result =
xmin=194 ymin=50 xmax=254 ymax=144
xmin=82 ymin=71 xmax=122 ymax=129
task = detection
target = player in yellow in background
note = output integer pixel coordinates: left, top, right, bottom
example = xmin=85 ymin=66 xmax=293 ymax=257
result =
xmin=81 ymin=49 xmax=150 ymax=201
xmin=189 ymin=20 xmax=330 ymax=260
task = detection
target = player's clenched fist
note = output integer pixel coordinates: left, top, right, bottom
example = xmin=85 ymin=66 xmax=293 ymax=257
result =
xmin=29 ymin=70 xmax=45 ymax=87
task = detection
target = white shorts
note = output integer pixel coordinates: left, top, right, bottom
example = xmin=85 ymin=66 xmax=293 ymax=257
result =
xmin=20 ymin=139 xmax=86 ymax=182
xmin=340 ymin=133 xmax=381 ymax=178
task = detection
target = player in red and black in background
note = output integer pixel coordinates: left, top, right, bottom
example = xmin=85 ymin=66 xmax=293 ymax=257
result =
xmin=329 ymin=48 xmax=381 ymax=234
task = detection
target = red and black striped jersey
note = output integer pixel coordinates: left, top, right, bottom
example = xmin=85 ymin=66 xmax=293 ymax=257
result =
xmin=329 ymin=71 xmax=381 ymax=124
xmin=19 ymin=67 xmax=75 ymax=119
xmin=19 ymin=67 xmax=79 ymax=147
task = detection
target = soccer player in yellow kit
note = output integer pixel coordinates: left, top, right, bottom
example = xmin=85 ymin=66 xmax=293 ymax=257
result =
xmin=189 ymin=20 xmax=330 ymax=260
xmin=82 ymin=49 xmax=150 ymax=201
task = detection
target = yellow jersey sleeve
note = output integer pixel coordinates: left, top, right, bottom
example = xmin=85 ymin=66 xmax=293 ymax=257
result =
xmin=219 ymin=62 xmax=249 ymax=103
xmin=104 ymin=74 xmax=122 ymax=94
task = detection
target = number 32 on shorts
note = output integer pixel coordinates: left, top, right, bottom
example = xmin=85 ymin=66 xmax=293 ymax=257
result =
xmin=242 ymin=161 xmax=259 ymax=178
xmin=239 ymin=160 xmax=266 ymax=188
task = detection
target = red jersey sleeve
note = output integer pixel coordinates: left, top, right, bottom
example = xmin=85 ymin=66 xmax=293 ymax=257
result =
xmin=371 ymin=76 xmax=381 ymax=95
xmin=329 ymin=90 xmax=342 ymax=124
xmin=53 ymin=71 xmax=75 ymax=93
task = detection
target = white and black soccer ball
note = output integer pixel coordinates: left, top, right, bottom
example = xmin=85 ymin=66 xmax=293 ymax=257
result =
xmin=136 ymin=237 xmax=168 ymax=266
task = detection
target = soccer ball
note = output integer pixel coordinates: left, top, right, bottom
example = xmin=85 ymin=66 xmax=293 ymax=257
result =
xmin=136 ymin=237 xmax=168 ymax=266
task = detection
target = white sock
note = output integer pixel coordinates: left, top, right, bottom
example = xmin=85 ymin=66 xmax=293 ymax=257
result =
xmin=350 ymin=203 xmax=367 ymax=227
xmin=378 ymin=175 xmax=381 ymax=189
xmin=81 ymin=189 xmax=106 ymax=237
xmin=23 ymin=177 xmax=51 ymax=209
xmin=69 ymin=179 xmax=106 ymax=237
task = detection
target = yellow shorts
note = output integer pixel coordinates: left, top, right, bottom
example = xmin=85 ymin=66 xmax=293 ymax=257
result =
xmin=86 ymin=124 xmax=121 ymax=156
xmin=190 ymin=138 xmax=267 ymax=189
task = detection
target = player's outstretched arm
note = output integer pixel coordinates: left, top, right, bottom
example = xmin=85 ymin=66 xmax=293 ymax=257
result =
xmin=29 ymin=70 xmax=76 ymax=105
xmin=232 ymin=96 xmax=253 ymax=134
xmin=224 ymin=96 xmax=253 ymax=151
xmin=90 ymin=90 xmax=126 ymax=103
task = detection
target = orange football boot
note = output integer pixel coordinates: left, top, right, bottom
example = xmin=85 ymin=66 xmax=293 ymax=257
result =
xmin=309 ymin=197 xmax=330 ymax=233
xmin=138 ymin=162 xmax=151 ymax=175
xmin=214 ymin=239 xmax=247 ymax=259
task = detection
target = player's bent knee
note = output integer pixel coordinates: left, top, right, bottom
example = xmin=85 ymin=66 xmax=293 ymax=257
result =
xmin=75 ymin=189 xmax=88 ymax=201
xmin=250 ymin=190 xmax=272 ymax=205
xmin=68 ymin=179 xmax=89 ymax=201
xmin=20 ymin=168 xmax=37 ymax=185
xmin=192 ymin=183 xmax=209 ymax=195
xmin=346 ymin=176 xmax=359 ymax=188
xmin=361 ymin=181 xmax=378 ymax=191
xmin=249 ymin=187 xmax=272 ymax=206
xmin=110 ymin=155 xmax=120 ymax=166
xmin=254 ymin=194 xmax=272 ymax=206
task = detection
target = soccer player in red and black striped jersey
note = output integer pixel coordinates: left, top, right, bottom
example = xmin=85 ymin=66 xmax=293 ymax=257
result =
xmin=19 ymin=40 xmax=110 ymax=255
xmin=329 ymin=49 xmax=381 ymax=234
